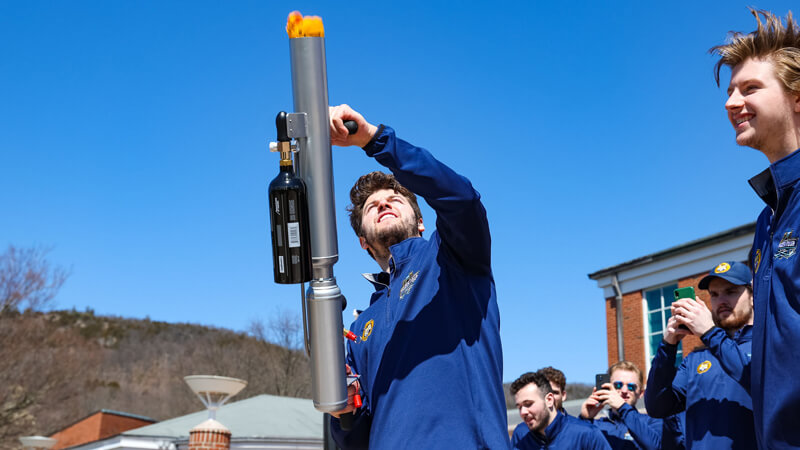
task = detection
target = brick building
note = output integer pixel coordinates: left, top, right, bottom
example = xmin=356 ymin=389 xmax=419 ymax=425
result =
xmin=588 ymin=223 xmax=755 ymax=374
xmin=48 ymin=410 xmax=155 ymax=449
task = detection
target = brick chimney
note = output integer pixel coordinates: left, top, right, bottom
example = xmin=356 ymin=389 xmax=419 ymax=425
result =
xmin=188 ymin=418 xmax=231 ymax=450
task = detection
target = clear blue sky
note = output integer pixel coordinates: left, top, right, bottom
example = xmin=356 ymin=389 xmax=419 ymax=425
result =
xmin=2 ymin=1 xmax=795 ymax=384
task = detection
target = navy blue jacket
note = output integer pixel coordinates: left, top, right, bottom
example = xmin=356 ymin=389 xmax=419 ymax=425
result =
xmin=512 ymin=412 xmax=611 ymax=449
xmin=329 ymin=126 xmax=509 ymax=449
xmin=580 ymin=404 xmax=662 ymax=450
xmin=747 ymin=148 xmax=800 ymax=448
xmin=644 ymin=326 xmax=755 ymax=449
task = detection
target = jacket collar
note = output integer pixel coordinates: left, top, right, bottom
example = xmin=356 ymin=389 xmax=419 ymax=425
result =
xmin=749 ymin=148 xmax=800 ymax=210
xmin=735 ymin=324 xmax=754 ymax=343
xmin=532 ymin=411 xmax=566 ymax=445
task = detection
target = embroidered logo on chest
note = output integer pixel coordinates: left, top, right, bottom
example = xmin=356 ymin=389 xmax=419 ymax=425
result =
xmin=775 ymin=231 xmax=797 ymax=260
xmin=362 ymin=319 xmax=374 ymax=342
xmin=754 ymin=248 xmax=762 ymax=273
xmin=696 ymin=360 xmax=712 ymax=374
xmin=399 ymin=271 xmax=419 ymax=300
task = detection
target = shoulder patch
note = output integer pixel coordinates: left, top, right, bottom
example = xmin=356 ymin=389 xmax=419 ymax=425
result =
xmin=754 ymin=249 xmax=762 ymax=273
xmin=714 ymin=262 xmax=731 ymax=273
xmin=362 ymin=319 xmax=374 ymax=342
xmin=696 ymin=360 xmax=712 ymax=374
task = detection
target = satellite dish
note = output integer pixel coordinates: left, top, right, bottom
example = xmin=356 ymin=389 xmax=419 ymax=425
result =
xmin=19 ymin=436 xmax=57 ymax=449
xmin=184 ymin=375 xmax=247 ymax=420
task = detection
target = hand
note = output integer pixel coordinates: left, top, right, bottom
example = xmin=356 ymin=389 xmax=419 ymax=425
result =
xmin=663 ymin=314 xmax=691 ymax=345
xmin=595 ymin=383 xmax=626 ymax=411
xmin=329 ymin=104 xmax=378 ymax=148
xmin=580 ymin=387 xmax=605 ymax=419
xmin=329 ymin=365 xmax=362 ymax=419
xmin=671 ymin=297 xmax=715 ymax=337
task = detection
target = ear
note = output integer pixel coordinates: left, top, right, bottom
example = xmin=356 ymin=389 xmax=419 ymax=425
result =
xmin=794 ymin=91 xmax=800 ymax=113
xmin=561 ymin=389 xmax=567 ymax=402
xmin=417 ymin=218 xmax=425 ymax=234
xmin=359 ymin=235 xmax=369 ymax=250
xmin=545 ymin=392 xmax=555 ymax=410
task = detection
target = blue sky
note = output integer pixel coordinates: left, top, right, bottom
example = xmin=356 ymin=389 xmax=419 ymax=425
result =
xmin=2 ymin=1 xmax=795 ymax=384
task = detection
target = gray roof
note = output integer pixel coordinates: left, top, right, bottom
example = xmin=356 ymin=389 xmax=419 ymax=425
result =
xmin=123 ymin=394 xmax=323 ymax=440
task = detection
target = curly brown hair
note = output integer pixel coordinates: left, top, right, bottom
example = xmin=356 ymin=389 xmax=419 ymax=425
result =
xmin=510 ymin=371 xmax=553 ymax=396
xmin=710 ymin=8 xmax=800 ymax=94
xmin=347 ymin=171 xmax=422 ymax=236
xmin=538 ymin=366 xmax=567 ymax=392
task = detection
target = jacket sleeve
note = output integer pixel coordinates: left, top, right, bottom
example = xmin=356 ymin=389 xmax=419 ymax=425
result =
xmin=329 ymin=339 xmax=371 ymax=449
xmin=660 ymin=412 xmax=686 ymax=450
xmin=644 ymin=341 xmax=686 ymax=418
xmin=616 ymin=403 xmax=662 ymax=450
xmin=330 ymin=409 xmax=372 ymax=450
xmin=700 ymin=327 xmax=751 ymax=391
xmin=363 ymin=126 xmax=491 ymax=275
xmin=585 ymin=427 xmax=613 ymax=450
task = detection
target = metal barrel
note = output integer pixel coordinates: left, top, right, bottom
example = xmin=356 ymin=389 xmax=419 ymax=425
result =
xmin=288 ymin=36 xmax=347 ymax=413
xmin=290 ymin=37 xmax=338 ymax=276
xmin=306 ymin=279 xmax=347 ymax=412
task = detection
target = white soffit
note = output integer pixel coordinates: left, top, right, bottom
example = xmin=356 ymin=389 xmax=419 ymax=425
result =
xmin=593 ymin=232 xmax=753 ymax=298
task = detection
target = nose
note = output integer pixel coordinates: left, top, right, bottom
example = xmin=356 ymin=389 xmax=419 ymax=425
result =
xmin=726 ymin=89 xmax=743 ymax=111
xmin=377 ymin=198 xmax=393 ymax=211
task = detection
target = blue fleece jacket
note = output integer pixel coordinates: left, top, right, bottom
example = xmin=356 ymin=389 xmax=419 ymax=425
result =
xmin=329 ymin=126 xmax=509 ymax=449
xmin=746 ymin=148 xmax=800 ymax=448
xmin=512 ymin=412 xmax=611 ymax=450
xmin=644 ymin=326 xmax=755 ymax=449
xmin=581 ymin=404 xmax=662 ymax=450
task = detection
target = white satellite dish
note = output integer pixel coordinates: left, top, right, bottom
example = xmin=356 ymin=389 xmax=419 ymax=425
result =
xmin=19 ymin=436 xmax=57 ymax=449
xmin=184 ymin=375 xmax=247 ymax=420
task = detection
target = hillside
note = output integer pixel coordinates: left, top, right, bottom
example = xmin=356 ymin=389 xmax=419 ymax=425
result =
xmin=0 ymin=309 xmax=310 ymax=448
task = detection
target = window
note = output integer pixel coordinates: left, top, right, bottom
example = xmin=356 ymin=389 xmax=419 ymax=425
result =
xmin=644 ymin=284 xmax=682 ymax=366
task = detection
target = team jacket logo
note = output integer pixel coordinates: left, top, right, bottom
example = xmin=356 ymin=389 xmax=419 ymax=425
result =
xmin=775 ymin=231 xmax=797 ymax=260
xmin=399 ymin=271 xmax=419 ymax=300
xmin=754 ymin=249 xmax=762 ymax=273
xmin=362 ymin=319 xmax=374 ymax=342
xmin=714 ymin=262 xmax=731 ymax=273
xmin=697 ymin=360 xmax=712 ymax=374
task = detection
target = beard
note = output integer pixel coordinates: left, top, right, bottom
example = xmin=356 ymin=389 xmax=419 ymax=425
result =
xmin=362 ymin=216 xmax=419 ymax=259
xmin=713 ymin=306 xmax=753 ymax=331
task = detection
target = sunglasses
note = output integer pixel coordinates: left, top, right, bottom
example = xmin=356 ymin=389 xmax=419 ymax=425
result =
xmin=613 ymin=381 xmax=638 ymax=392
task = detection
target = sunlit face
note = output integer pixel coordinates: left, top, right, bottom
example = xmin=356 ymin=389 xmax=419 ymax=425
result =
xmin=358 ymin=189 xmax=424 ymax=257
xmin=515 ymin=383 xmax=555 ymax=434
xmin=610 ymin=369 xmax=641 ymax=407
xmin=725 ymin=57 xmax=800 ymax=160
xmin=707 ymin=277 xmax=753 ymax=331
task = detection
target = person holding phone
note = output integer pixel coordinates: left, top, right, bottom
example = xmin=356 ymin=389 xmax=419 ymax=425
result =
xmin=644 ymin=261 xmax=755 ymax=449
xmin=579 ymin=361 xmax=662 ymax=450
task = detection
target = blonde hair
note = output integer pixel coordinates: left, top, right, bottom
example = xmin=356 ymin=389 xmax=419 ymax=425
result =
xmin=710 ymin=8 xmax=800 ymax=94
xmin=608 ymin=360 xmax=644 ymax=386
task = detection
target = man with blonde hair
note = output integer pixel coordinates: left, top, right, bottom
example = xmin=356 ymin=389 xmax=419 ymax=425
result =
xmin=710 ymin=8 xmax=800 ymax=447
xmin=580 ymin=361 xmax=662 ymax=450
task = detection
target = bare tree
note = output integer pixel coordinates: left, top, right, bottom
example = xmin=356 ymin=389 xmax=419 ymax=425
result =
xmin=0 ymin=245 xmax=70 ymax=314
xmin=249 ymin=310 xmax=310 ymax=397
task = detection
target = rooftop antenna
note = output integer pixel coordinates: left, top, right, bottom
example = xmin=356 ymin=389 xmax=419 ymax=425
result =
xmin=19 ymin=436 xmax=57 ymax=449
xmin=184 ymin=375 xmax=247 ymax=420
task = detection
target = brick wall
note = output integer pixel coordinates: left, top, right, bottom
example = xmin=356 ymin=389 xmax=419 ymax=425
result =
xmin=189 ymin=429 xmax=231 ymax=450
xmin=604 ymin=271 xmax=713 ymax=378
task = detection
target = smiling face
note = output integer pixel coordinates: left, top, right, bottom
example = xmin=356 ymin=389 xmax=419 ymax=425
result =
xmin=514 ymin=383 xmax=555 ymax=434
xmin=725 ymin=57 xmax=800 ymax=161
xmin=708 ymin=277 xmax=754 ymax=331
xmin=358 ymin=188 xmax=424 ymax=258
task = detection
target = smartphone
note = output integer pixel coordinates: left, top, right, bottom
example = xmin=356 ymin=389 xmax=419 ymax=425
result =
xmin=674 ymin=287 xmax=696 ymax=330
xmin=595 ymin=373 xmax=610 ymax=390
xmin=674 ymin=286 xmax=695 ymax=300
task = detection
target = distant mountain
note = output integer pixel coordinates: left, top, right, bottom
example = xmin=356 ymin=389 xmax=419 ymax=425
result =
xmin=0 ymin=309 xmax=310 ymax=448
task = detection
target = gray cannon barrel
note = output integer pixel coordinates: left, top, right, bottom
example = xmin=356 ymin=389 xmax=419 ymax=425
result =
xmin=290 ymin=37 xmax=338 ymax=276
xmin=289 ymin=36 xmax=347 ymax=413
